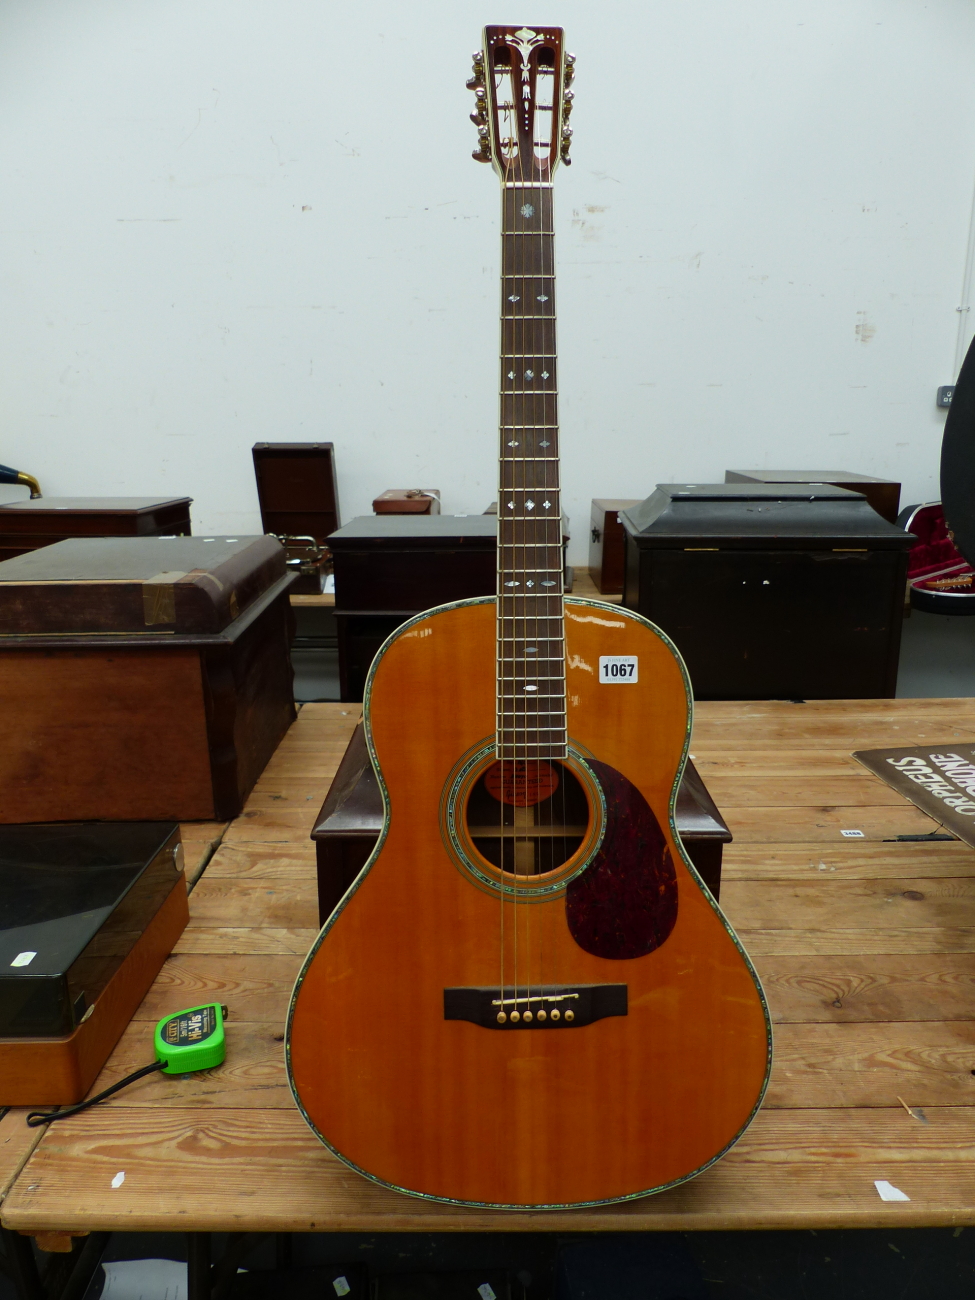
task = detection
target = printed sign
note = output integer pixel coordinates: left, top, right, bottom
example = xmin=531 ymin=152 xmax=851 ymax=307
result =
xmin=853 ymin=743 xmax=975 ymax=847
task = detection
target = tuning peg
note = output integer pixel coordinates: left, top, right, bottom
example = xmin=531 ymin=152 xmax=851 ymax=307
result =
xmin=562 ymin=89 xmax=574 ymax=116
xmin=472 ymin=138 xmax=492 ymax=163
xmin=466 ymin=74 xmax=484 ymax=90
xmin=470 ymin=110 xmax=486 ymax=125
xmin=561 ymin=126 xmax=573 ymax=141
xmin=560 ymin=141 xmax=572 ymax=166
xmin=564 ymin=52 xmax=576 ymax=86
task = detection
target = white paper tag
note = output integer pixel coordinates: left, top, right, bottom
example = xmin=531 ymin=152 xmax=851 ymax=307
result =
xmin=875 ymin=1179 xmax=910 ymax=1201
xmin=333 ymin=1278 xmax=351 ymax=1297
xmin=599 ymin=655 xmax=638 ymax=683
xmin=10 ymin=951 xmax=36 ymax=967
xmin=477 ymin=1286 xmax=497 ymax=1300
xmin=840 ymin=829 xmax=865 ymax=839
xmin=100 ymin=1259 xmax=185 ymax=1299
xmin=111 ymin=1171 xmax=125 ymax=1188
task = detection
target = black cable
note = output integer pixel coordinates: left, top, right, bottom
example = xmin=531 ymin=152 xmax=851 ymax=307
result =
xmin=26 ymin=1060 xmax=167 ymax=1127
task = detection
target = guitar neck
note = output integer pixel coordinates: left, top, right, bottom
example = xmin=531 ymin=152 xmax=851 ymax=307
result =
xmin=496 ymin=181 xmax=567 ymax=761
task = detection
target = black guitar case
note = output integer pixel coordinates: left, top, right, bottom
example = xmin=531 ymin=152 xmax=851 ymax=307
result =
xmin=941 ymin=335 xmax=975 ymax=566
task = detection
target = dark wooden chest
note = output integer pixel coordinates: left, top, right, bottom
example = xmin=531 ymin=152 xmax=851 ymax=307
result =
xmin=329 ymin=515 xmax=497 ymax=701
xmin=725 ymin=470 xmax=901 ymax=524
xmin=622 ymin=484 xmax=915 ymax=700
xmin=252 ymin=443 xmax=339 ymax=593
xmin=0 ymin=536 xmax=296 ymax=822
xmin=589 ymin=499 xmax=640 ymax=593
xmin=311 ymin=723 xmax=731 ymax=922
xmin=0 ymin=496 xmax=192 ymax=563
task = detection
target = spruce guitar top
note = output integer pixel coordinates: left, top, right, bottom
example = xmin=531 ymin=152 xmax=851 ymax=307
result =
xmin=287 ymin=25 xmax=772 ymax=1209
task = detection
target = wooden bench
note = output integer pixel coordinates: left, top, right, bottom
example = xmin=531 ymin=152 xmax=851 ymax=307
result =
xmin=4 ymin=694 xmax=975 ymax=1294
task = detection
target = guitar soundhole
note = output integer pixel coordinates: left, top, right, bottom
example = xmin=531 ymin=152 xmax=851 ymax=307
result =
xmin=465 ymin=760 xmax=589 ymax=876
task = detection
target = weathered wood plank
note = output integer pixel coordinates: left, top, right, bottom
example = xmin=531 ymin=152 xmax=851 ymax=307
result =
xmin=172 ymin=928 xmax=318 ymax=956
xmin=721 ymin=876 xmax=975 ymax=933
xmin=222 ymin=809 xmax=324 ymax=845
xmin=756 ymin=954 xmax=975 ymax=1024
xmin=94 ymin=1017 xmax=975 ymax=1114
xmin=89 ymin=1021 xmax=291 ymax=1109
xmin=766 ymin=1022 xmax=975 ymax=1107
xmin=6 ymin=1108 xmax=975 ymax=1233
xmin=691 ymin=751 xmax=864 ymax=778
xmin=0 ymin=1111 xmax=43 ymax=1203
xmin=136 ymin=955 xmax=301 ymax=1024
xmin=721 ymin=842 xmax=974 ymax=881
xmin=203 ymin=843 xmax=317 ymax=879
xmin=703 ymin=776 xmax=907 ymax=809
xmin=188 ymin=879 xmax=318 ymax=929
xmin=740 ymin=927 xmax=975 ymax=956
xmin=177 ymin=822 xmax=229 ymax=886
xmin=719 ymin=804 xmax=939 ymax=843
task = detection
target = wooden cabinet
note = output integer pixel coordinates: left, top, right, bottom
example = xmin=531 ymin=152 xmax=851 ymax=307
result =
xmin=725 ymin=471 xmax=900 ymax=524
xmin=0 ymin=537 xmax=296 ymax=822
xmin=0 ymin=496 xmax=191 ymax=563
xmin=622 ymin=484 xmax=914 ymax=700
xmin=329 ymin=515 xmax=497 ymax=702
xmin=589 ymin=498 xmax=640 ymax=593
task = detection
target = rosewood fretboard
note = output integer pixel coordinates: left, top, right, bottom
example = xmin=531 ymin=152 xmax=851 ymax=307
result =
xmin=496 ymin=182 xmax=567 ymax=761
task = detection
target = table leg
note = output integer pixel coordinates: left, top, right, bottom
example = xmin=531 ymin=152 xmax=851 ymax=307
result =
xmin=0 ymin=1227 xmax=44 ymax=1300
xmin=186 ymin=1232 xmax=212 ymax=1300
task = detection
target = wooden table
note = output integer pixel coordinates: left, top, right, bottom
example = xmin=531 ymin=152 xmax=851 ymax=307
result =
xmin=5 ymin=698 xmax=975 ymax=1265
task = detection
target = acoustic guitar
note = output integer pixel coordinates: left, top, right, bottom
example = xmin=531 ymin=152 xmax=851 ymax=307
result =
xmin=288 ymin=24 xmax=772 ymax=1209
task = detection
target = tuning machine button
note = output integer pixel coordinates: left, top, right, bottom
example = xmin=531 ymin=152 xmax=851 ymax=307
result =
xmin=564 ymin=52 xmax=576 ymax=86
xmin=562 ymin=90 xmax=574 ymax=117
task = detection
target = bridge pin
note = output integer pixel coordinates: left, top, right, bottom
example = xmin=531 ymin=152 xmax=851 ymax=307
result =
xmin=497 ymin=1011 xmax=507 ymax=1024
xmin=550 ymin=1009 xmax=560 ymax=1021
xmin=523 ymin=1010 xmax=533 ymax=1023
xmin=510 ymin=1010 xmax=520 ymax=1023
xmin=537 ymin=1009 xmax=547 ymax=1022
xmin=565 ymin=1009 xmax=575 ymax=1022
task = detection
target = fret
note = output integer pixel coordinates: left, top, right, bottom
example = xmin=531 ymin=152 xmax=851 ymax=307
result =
xmin=496 ymin=175 xmax=566 ymax=750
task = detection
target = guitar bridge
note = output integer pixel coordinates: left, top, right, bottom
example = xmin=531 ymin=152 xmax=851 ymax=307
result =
xmin=443 ymin=984 xmax=627 ymax=1029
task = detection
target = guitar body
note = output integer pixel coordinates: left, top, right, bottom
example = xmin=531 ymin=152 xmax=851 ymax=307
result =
xmin=287 ymin=597 xmax=771 ymax=1208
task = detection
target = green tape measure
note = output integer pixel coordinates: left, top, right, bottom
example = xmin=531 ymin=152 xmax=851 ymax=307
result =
xmin=27 ymin=1003 xmax=230 ymax=1127
xmin=154 ymin=1003 xmax=228 ymax=1074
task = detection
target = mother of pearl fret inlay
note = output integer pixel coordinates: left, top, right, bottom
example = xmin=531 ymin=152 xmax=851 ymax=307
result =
xmin=496 ymin=171 xmax=566 ymax=760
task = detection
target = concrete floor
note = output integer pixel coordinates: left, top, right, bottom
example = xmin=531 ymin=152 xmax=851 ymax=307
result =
xmin=896 ymin=608 xmax=975 ymax=698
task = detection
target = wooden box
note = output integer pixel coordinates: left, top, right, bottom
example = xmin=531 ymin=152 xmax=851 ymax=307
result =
xmin=725 ymin=470 xmax=901 ymax=524
xmin=312 ymin=723 xmax=731 ymax=922
xmin=0 ymin=536 xmax=296 ymax=822
xmin=0 ymin=496 xmax=192 ymax=563
xmin=373 ymin=489 xmax=441 ymax=515
xmin=329 ymin=515 xmax=498 ymax=702
xmin=589 ymin=499 xmax=641 ymax=593
xmin=252 ymin=443 xmax=339 ymax=594
xmin=622 ymin=484 xmax=914 ymax=700
xmin=0 ymin=821 xmax=188 ymax=1105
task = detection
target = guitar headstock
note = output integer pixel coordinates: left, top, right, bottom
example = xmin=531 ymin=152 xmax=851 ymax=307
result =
xmin=468 ymin=26 xmax=574 ymax=177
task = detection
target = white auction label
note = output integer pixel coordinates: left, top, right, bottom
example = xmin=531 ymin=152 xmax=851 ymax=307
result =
xmin=599 ymin=655 xmax=638 ymax=683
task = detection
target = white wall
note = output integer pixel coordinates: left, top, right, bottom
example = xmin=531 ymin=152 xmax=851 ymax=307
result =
xmin=2 ymin=0 xmax=974 ymax=561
